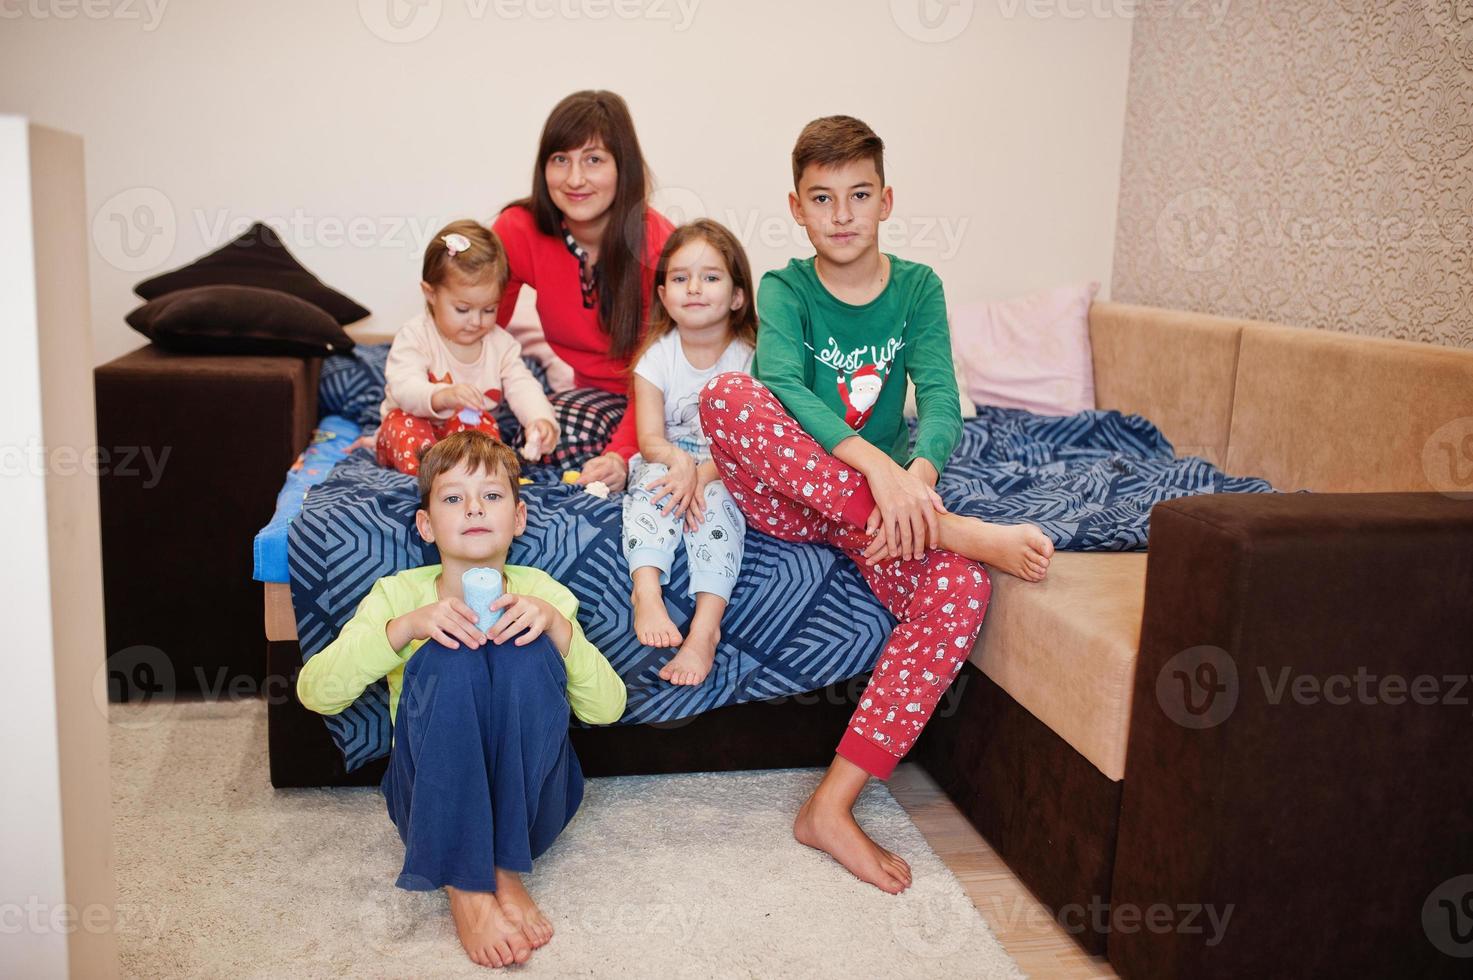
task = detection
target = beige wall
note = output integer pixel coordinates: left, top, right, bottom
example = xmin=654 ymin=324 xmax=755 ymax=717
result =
xmin=1112 ymin=0 xmax=1473 ymax=349
xmin=0 ymin=1 xmax=1134 ymax=366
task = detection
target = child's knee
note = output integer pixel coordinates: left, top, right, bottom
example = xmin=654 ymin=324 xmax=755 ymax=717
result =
xmin=700 ymin=483 xmax=745 ymax=536
xmin=703 ymin=479 xmax=733 ymax=505
xmin=484 ymin=637 xmax=565 ymax=696
xmin=631 ymin=461 xmax=669 ymax=490
xmin=699 ymin=373 xmax=762 ymax=427
xmin=401 ymin=640 xmax=486 ymax=704
xmin=704 ymin=371 xmax=755 ymax=401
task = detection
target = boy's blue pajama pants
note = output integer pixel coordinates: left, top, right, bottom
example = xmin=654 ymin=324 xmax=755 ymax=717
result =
xmin=381 ymin=635 xmax=583 ymax=892
xmin=622 ymin=458 xmax=746 ymax=600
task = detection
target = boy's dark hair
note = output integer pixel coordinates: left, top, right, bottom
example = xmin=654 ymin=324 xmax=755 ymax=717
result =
xmin=417 ymin=432 xmax=522 ymax=510
xmin=791 ymin=115 xmax=886 ymax=190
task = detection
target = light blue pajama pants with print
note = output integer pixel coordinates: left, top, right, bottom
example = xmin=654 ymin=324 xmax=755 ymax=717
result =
xmin=622 ymin=458 xmax=745 ymax=601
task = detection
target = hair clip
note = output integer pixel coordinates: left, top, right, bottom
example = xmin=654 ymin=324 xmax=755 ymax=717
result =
xmin=442 ymin=232 xmax=471 ymax=257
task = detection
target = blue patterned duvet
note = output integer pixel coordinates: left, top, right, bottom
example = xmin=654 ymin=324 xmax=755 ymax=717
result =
xmin=288 ymin=349 xmax=1270 ymax=770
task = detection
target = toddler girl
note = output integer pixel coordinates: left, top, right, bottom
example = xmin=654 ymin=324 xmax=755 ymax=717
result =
xmin=624 ymin=219 xmax=757 ymax=686
xmin=378 ymin=220 xmax=560 ymax=475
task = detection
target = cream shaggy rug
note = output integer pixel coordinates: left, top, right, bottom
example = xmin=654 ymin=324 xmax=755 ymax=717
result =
xmin=110 ymin=700 xmax=1023 ymax=979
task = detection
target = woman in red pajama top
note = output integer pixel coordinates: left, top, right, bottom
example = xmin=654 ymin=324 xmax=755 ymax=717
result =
xmin=494 ymin=90 xmax=674 ymax=492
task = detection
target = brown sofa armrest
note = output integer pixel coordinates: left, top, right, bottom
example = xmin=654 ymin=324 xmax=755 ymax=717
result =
xmin=1110 ymin=492 xmax=1473 ymax=979
xmin=95 ymin=346 xmax=320 ymax=694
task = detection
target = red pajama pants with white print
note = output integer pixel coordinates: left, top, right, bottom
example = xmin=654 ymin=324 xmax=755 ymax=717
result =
xmin=376 ymin=409 xmax=501 ymax=476
xmin=699 ymin=372 xmax=991 ymax=780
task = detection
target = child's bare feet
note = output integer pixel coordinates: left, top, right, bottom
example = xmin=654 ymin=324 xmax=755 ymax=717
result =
xmin=632 ymin=581 xmax=682 ymax=648
xmin=659 ymin=624 xmax=718 ymax=685
xmin=493 ymin=868 xmax=553 ymax=949
xmin=941 ymin=515 xmax=1054 ymax=582
xmin=445 ymin=884 xmax=532 ymax=968
xmin=794 ymin=790 xmax=912 ymax=895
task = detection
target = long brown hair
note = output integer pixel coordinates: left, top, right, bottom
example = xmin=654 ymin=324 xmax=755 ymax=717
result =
xmin=632 ymin=219 xmax=759 ymax=371
xmin=504 ymin=90 xmax=652 ymax=361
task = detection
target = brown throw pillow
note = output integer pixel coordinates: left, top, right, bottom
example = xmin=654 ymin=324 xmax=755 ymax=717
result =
xmin=126 ymin=285 xmax=356 ymax=356
xmin=134 ymin=222 xmax=370 ymax=325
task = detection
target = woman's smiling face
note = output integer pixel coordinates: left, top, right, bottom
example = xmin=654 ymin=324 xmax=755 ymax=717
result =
xmin=544 ymin=139 xmax=618 ymax=226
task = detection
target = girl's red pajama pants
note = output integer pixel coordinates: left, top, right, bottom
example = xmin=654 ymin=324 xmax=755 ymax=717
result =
xmin=376 ymin=408 xmax=501 ymax=476
xmin=699 ymin=372 xmax=991 ymax=780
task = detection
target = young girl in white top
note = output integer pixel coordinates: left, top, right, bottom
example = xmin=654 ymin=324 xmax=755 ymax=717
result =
xmin=377 ymin=220 xmax=560 ymax=475
xmin=624 ymin=219 xmax=757 ymax=686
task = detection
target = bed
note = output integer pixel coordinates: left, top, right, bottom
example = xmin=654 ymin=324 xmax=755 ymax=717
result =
xmin=254 ymin=342 xmax=1271 ymax=772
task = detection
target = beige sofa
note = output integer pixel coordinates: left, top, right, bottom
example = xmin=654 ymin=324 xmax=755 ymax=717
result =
xmin=975 ymin=302 xmax=1473 ymax=786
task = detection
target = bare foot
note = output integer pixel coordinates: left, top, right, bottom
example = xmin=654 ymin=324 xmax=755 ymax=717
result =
xmin=445 ymin=884 xmax=532 ymax=968
xmin=632 ymin=582 xmax=682 ymax=648
xmin=659 ymin=624 xmax=718 ymax=685
xmin=941 ymin=516 xmax=1054 ymax=582
xmin=793 ymin=791 xmax=913 ymax=894
xmin=493 ymin=868 xmax=553 ymax=949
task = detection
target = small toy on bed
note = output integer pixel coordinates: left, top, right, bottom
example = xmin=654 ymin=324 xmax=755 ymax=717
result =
xmin=461 ymin=566 xmax=505 ymax=631
xmin=557 ymin=469 xmax=610 ymax=498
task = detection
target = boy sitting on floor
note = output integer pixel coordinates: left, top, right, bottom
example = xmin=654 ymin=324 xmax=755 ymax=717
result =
xmin=298 ymin=431 xmax=625 ymax=968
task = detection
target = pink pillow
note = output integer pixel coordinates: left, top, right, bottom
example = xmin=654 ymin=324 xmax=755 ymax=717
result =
xmin=950 ymin=282 xmax=1099 ymax=417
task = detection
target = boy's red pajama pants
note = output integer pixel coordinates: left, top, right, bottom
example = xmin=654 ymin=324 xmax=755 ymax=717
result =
xmin=699 ymin=373 xmax=991 ymax=780
xmin=376 ymin=408 xmax=501 ymax=476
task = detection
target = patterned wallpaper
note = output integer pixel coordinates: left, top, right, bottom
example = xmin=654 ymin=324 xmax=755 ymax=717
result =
xmin=1111 ymin=0 xmax=1473 ymax=349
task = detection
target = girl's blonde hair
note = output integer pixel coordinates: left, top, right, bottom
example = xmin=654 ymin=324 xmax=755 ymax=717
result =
xmin=634 ymin=219 xmax=758 ymax=371
xmin=422 ymin=219 xmax=509 ymax=290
